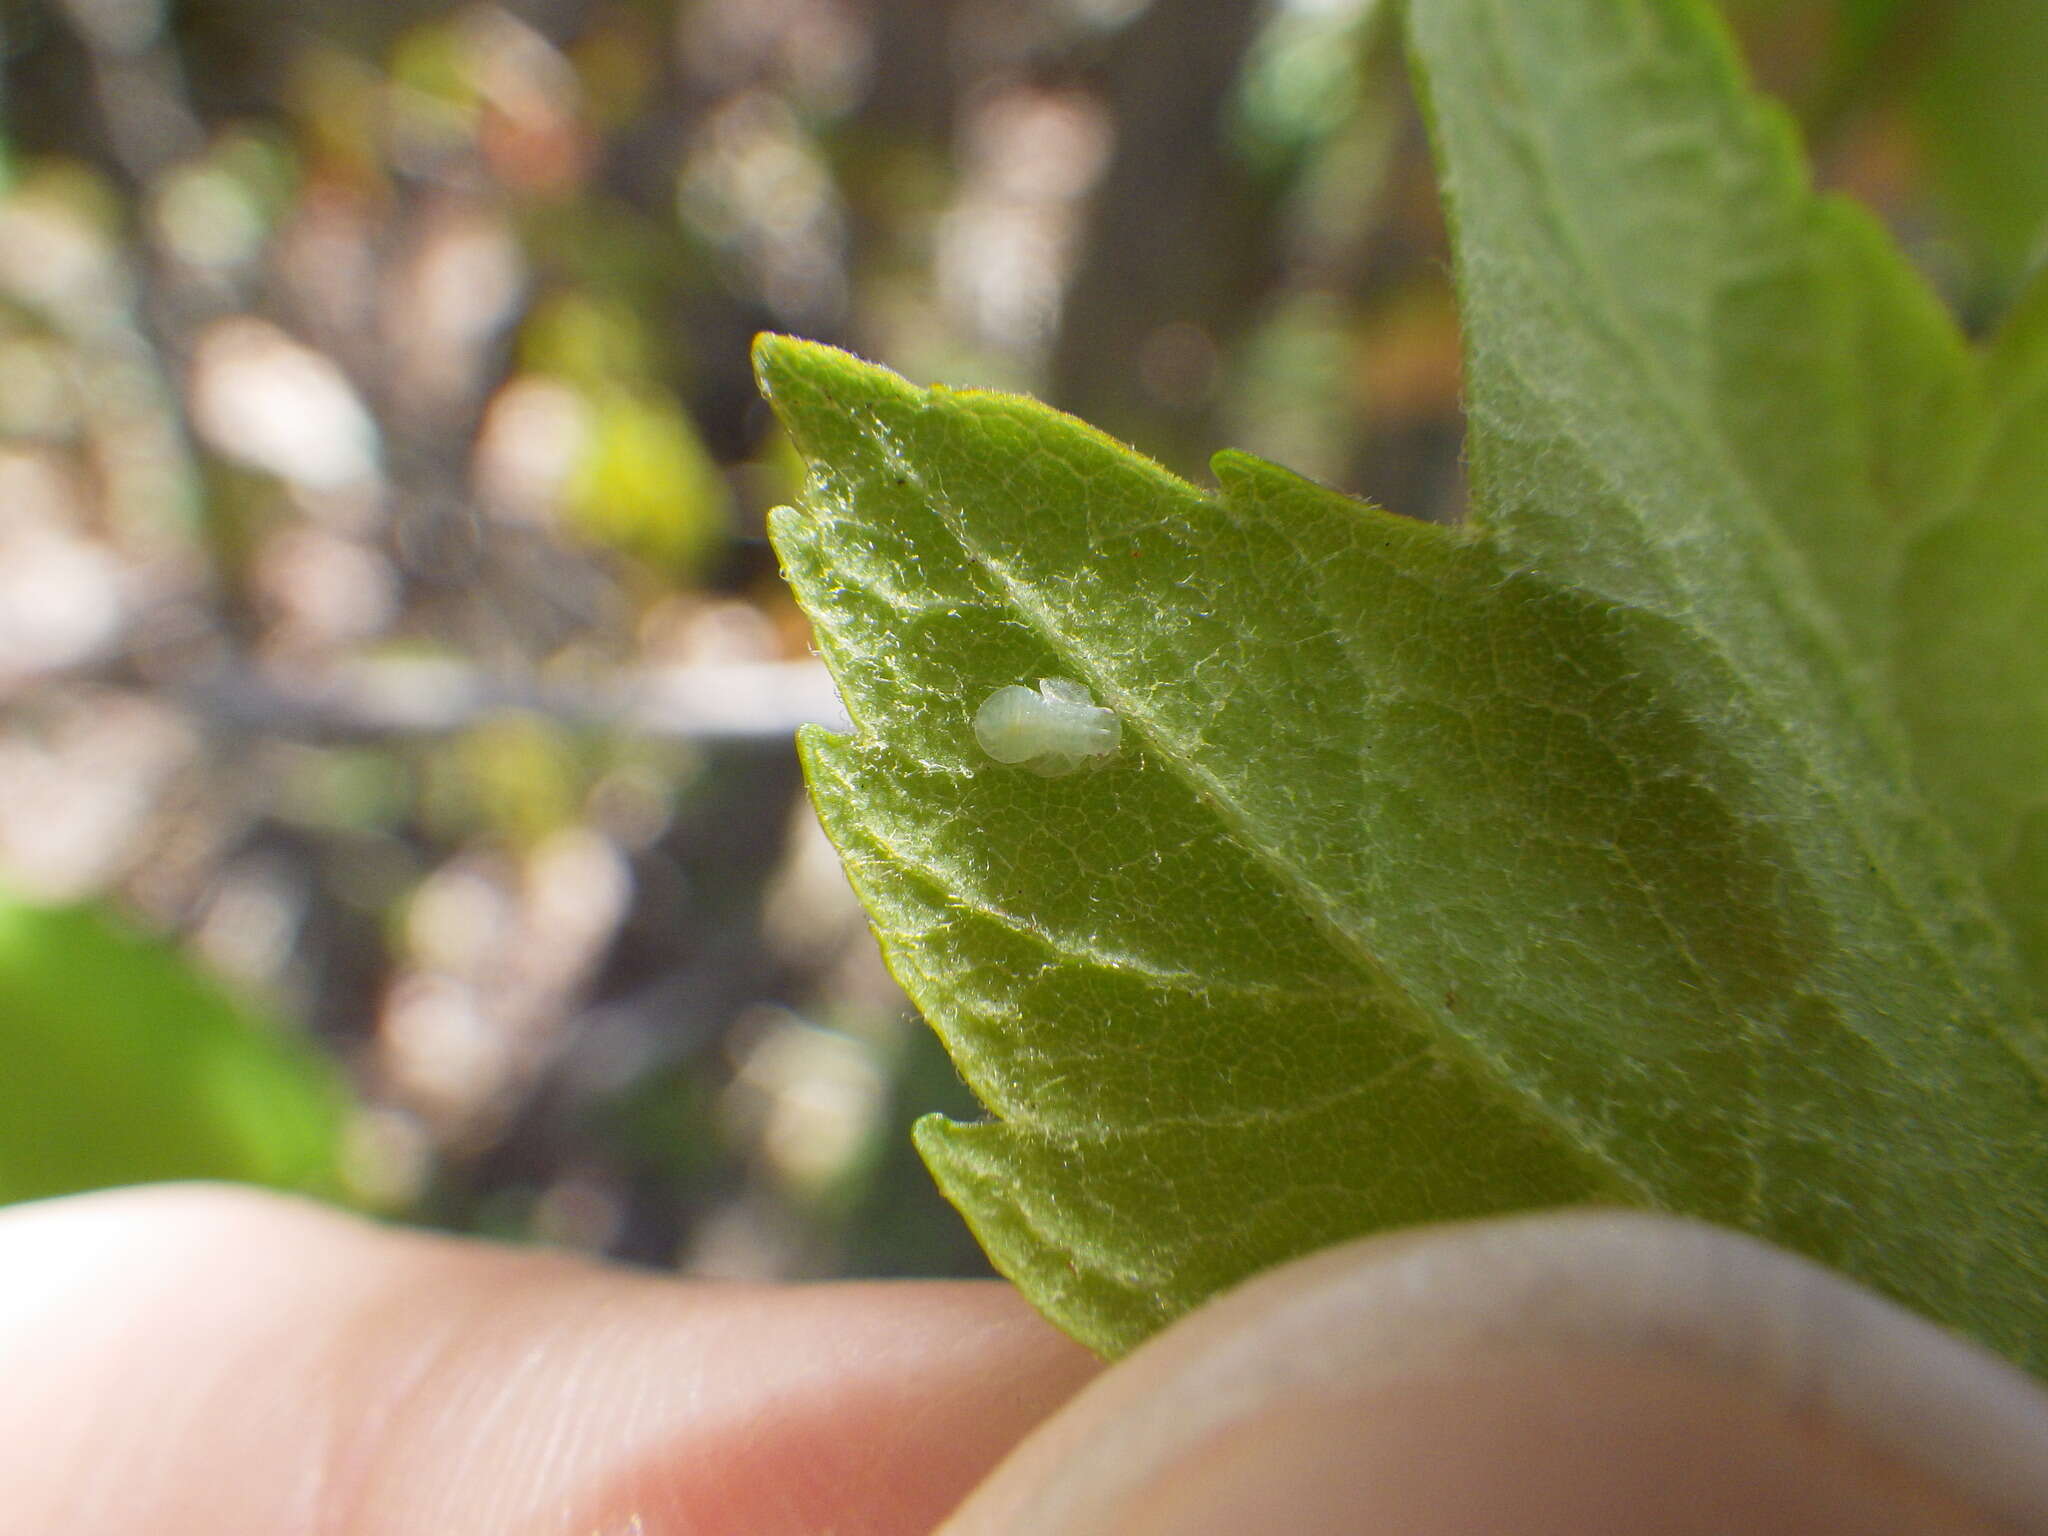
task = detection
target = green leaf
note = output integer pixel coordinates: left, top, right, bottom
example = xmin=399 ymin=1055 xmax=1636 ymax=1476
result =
xmin=756 ymin=0 xmax=2048 ymax=1370
xmin=1914 ymin=0 xmax=2048 ymax=284
xmin=763 ymin=340 xmax=1612 ymax=1353
xmin=1898 ymin=274 xmax=2048 ymax=1004
xmin=0 ymin=892 xmax=347 ymax=1204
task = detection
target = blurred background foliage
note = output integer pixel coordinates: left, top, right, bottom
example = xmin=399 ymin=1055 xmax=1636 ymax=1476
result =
xmin=0 ymin=0 xmax=2041 ymax=1278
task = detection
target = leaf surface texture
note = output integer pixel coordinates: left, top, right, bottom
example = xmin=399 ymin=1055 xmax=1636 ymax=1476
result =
xmin=758 ymin=0 xmax=2048 ymax=1368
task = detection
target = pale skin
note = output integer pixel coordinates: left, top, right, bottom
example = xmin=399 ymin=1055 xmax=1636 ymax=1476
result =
xmin=2 ymin=1186 xmax=2043 ymax=1534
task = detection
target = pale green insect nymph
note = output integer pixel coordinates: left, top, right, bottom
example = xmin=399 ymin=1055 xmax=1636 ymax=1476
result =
xmin=973 ymin=677 xmax=1121 ymax=776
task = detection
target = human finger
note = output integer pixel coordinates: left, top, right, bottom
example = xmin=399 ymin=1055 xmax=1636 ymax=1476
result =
xmin=0 ymin=1183 xmax=1101 ymax=1535
xmin=945 ymin=1210 xmax=2048 ymax=1535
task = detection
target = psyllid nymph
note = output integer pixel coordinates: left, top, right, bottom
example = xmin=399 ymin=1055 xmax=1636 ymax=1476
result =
xmin=974 ymin=677 xmax=1121 ymax=776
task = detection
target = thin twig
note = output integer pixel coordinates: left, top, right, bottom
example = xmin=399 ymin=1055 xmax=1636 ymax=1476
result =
xmin=188 ymin=658 xmax=847 ymax=745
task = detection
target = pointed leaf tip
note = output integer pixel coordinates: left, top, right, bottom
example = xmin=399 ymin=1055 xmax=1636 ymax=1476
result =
xmin=749 ymin=331 xmax=808 ymax=406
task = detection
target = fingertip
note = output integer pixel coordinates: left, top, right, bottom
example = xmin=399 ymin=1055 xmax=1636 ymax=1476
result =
xmin=944 ymin=1213 xmax=2048 ymax=1535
